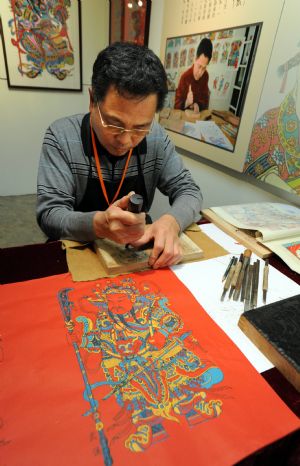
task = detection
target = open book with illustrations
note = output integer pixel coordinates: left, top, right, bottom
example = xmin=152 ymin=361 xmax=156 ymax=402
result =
xmin=202 ymin=202 xmax=300 ymax=273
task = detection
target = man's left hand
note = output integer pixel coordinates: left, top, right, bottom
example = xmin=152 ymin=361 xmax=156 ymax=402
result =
xmin=129 ymin=214 xmax=182 ymax=269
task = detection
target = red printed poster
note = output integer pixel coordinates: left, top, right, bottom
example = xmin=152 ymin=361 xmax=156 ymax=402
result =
xmin=1 ymin=270 xmax=299 ymax=466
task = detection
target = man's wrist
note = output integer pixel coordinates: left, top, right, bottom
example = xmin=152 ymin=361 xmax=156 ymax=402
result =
xmin=93 ymin=211 xmax=108 ymax=238
xmin=161 ymin=213 xmax=180 ymax=234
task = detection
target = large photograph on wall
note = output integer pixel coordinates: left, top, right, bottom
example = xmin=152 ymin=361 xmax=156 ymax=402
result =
xmin=243 ymin=0 xmax=300 ymax=196
xmin=159 ymin=23 xmax=262 ymax=152
xmin=0 ymin=0 xmax=82 ymax=91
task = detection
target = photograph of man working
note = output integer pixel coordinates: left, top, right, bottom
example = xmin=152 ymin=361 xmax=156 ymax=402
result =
xmin=174 ymin=37 xmax=213 ymax=112
xmin=37 ymin=42 xmax=202 ymax=270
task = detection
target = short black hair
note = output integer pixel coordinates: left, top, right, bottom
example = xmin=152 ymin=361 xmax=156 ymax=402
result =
xmin=196 ymin=38 xmax=213 ymax=62
xmin=91 ymin=42 xmax=168 ymax=112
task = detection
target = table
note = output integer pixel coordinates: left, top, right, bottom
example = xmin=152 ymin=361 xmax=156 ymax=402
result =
xmin=1 ymin=240 xmax=299 ymax=465
xmin=158 ymin=108 xmax=239 ymax=148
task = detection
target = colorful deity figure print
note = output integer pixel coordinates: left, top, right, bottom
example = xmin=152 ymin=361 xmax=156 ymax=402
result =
xmin=187 ymin=47 xmax=195 ymax=67
xmin=179 ymin=48 xmax=187 ymax=68
xmin=284 ymin=240 xmax=300 ymax=258
xmin=221 ymin=42 xmax=230 ymax=63
xmin=173 ymin=51 xmax=179 ymax=69
xmin=222 ymin=81 xmax=230 ymax=95
xmin=213 ymin=76 xmax=219 ymax=90
xmin=58 ymin=277 xmax=225 ymax=461
xmin=165 ymin=52 xmax=172 ymax=69
xmin=211 ymin=42 xmax=220 ymax=64
xmin=217 ymin=29 xmax=233 ymax=40
xmin=243 ymin=90 xmax=300 ymax=194
xmin=227 ymin=40 xmax=242 ymax=68
xmin=8 ymin=0 xmax=74 ymax=80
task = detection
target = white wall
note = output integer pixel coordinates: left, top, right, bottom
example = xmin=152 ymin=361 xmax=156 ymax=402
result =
xmin=0 ymin=0 xmax=109 ymax=195
xmin=148 ymin=0 xmax=300 ymax=220
xmin=1 ymin=0 xmax=299 ymax=213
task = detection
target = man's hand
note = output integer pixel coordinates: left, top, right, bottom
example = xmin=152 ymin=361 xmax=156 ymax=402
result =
xmin=185 ymin=84 xmax=194 ymax=109
xmin=93 ymin=193 xmax=145 ymax=244
xmin=193 ymin=103 xmax=200 ymax=113
xmin=130 ymin=214 xmax=182 ymax=269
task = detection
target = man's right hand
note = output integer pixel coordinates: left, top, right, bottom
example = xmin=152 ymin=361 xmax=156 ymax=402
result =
xmin=92 ymin=193 xmax=146 ymax=244
xmin=185 ymin=84 xmax=194 ymax=109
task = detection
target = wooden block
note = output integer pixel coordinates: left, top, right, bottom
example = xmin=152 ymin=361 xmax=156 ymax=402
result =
xmin=238 ymin=295 xmax=300 ymax=392
xmin=182 ymin=109 xmax=212 ymax=122
xmin=159 ymin=118 xmax=185 ymax=133
xmin=94 ymin=239 xmax=149 ymax=275
xmin=159 ymin=107 xmax=171 ymax=119
xmin=212 ymin=109 xmax=240 ymax=127
xmin=170 ymin=109 xmax=183 ymax=120
xmin=201 ymin=209 xmax=272 ymax=259
xmin=179 ymin=232 xmax=204 ymax=261
xmin=227 ymin=114 xmax=240 ymax=127
xmin=94 ymin=233 xmax=203 ymax=275
xmin=183 ymin=109 xmax=201 ymax=122
xmin=198 ymin=109 xmax=212 ymax=121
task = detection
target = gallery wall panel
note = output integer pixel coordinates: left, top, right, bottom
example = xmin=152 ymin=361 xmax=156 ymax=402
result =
xmin=159 ymin=0 xmax=284 ymax=173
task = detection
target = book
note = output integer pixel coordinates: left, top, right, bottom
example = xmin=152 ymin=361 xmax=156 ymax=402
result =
xmin=94 ymin=232 xmax=203 ymax=275
xmin=202 ymin=202 xmax=300 ymax=273
xmin=238 ymin=294 xmax=300 ymax=392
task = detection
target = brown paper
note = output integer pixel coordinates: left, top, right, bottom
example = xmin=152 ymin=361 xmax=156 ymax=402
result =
xmin=61 ymin=240 xmax=110 ymax=281
xmin=62 ymin=225 xmax=228 ymax=282
xmin=185 ymin=223 xmax=228 ymax=261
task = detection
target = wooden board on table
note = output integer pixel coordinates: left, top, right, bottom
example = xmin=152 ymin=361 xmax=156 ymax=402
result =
xmin=201 ymin=208 xmax=272 ymax=259
xmin=211 ymin=109 xmax=240 ymax=126
xmin=94 ymin=232 xmax=203 ymax=275
xmin=238 ymin=294 xmax=300 ymax=392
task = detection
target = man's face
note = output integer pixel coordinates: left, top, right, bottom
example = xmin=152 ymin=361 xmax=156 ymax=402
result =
xmin=89 ymin=86 xmax=157 ymax=156
xmin=193 ymin=54 xmax=209 ymax=80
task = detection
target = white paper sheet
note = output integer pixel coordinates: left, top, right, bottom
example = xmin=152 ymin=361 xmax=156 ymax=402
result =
xmin=171 ymin=224 xmax=300 ymax=373
xmin=182 ymin=120 xmax=234 ymax=150
xmin=195 ymin=120 xmax=233 ymax=150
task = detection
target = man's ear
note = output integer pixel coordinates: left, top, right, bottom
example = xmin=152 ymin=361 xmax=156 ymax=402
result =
xmin=88 ymin=88 xmax=94 ymax=112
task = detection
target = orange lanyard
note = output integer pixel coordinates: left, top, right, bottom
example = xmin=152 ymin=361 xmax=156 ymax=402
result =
xmin=90 ymin=120 xmax=133 ymax=206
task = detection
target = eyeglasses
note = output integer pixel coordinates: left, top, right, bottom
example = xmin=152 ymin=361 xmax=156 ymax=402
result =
xmin=97 ymin=102 xmax=152 ymax=136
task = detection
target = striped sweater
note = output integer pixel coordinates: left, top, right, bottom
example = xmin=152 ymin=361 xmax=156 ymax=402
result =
xmin=37 ymin=114 xmax=202 ymax=241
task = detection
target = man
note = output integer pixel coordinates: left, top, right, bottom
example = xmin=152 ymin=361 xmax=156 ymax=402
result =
xmin=174 ymin=38 xmax=213 ymax=112
xmin=37 ymin=42 xmax=202 ymax=269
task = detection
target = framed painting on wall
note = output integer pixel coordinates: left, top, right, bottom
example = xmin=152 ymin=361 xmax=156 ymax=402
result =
xmin=242 ymin=0 xmax=300 ymax=196
xmin=0 ymin=0 xmax=82 ymax=91
xmin=109 ymin=0 xmax=151 ymax=46
xmin=159 ymin=23 xmax=262 ymax=154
